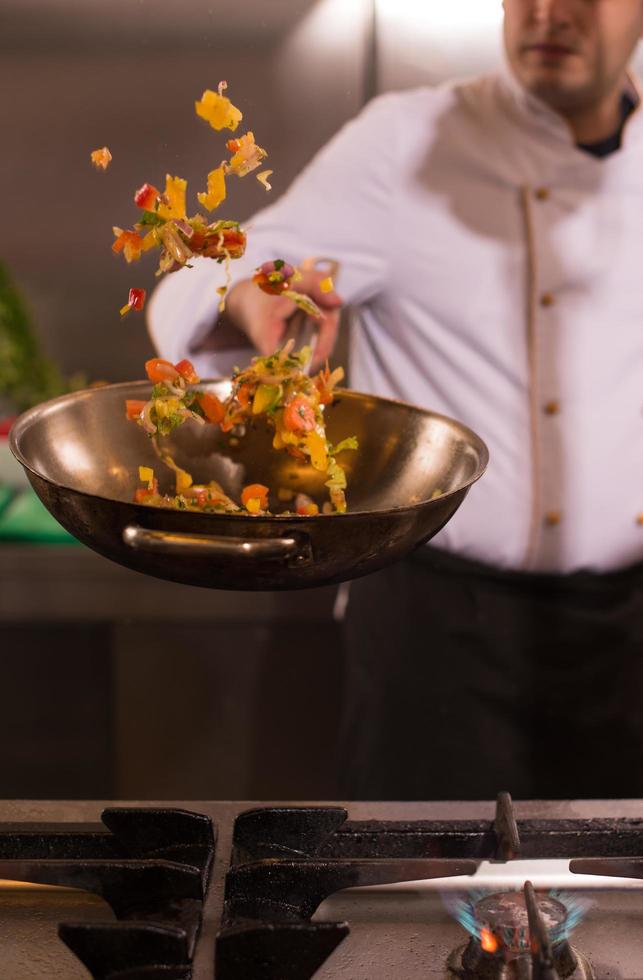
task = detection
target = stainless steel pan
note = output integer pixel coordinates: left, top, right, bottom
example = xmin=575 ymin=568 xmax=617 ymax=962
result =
xmin=9 ymin=381 xmax=488 ymax=590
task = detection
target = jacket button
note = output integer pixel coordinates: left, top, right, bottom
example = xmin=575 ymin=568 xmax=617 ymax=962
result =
xmin=637 ymin=515 xmax=643 ymax=526
xmin=540 ymin=292 xmax=555 ymax=307
xmin=535 ymin=187 xmax=549 ymax=201
xmin=544 ymin=511 xmax=562 ymax=526
xmin=544 ymin=400 xmax=560 ymax=416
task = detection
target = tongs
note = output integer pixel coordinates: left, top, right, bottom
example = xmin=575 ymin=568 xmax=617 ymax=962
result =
xmin=282 ymin=256 xmax=340 ymax=372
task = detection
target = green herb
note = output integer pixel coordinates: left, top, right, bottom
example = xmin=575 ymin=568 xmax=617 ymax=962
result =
xmin=325 ymin=461 xmax=347 ymax=490
xmin=156 ymin=413 xmax=185 ymax=436
xmin=328 ymin=437 xmax=359 ymax=455
xmin=138 ymin=210 xmax=166 ymax=227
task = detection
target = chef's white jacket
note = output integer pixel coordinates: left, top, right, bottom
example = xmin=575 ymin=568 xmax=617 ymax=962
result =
xmin=148 ymin=70 xmax=643 ymax=574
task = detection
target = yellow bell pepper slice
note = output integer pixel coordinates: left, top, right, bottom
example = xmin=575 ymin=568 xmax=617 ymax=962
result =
xmin=195 ymin=88 xmax=243 ymax=131
xmin=197 ymin=166 xmax=227 ymax=212
xmin=157 ymin=174 xmax=187 ymax=221
xmin=141 ymin=229 xmax=159 ymax=252
xmin=306 ymin=431 xmax=328 ymax=471
xmin=138 ymin=466 xmax=154 ymax=486
xmin=252 ymin=384 xmax=282 ymax=415
xmin=90 ymin=146 xmax=112 ymax=170
xmin=175 ymin=468 xmax=193 ymax=494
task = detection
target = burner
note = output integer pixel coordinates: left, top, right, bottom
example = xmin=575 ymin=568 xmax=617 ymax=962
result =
xmin=446 ymin=890 xmax=594 ymax=979
xmin=7 ymin=795 xmax=643 ymax=978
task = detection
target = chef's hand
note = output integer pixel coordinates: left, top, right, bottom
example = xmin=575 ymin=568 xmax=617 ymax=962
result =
xmin=224 ymin=269 xmax=343 ymax=372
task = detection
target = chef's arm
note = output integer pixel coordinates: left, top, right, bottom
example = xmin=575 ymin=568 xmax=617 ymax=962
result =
xmin=147 ymin=91 xmax=395 ymax=374
xmin=214 ymin=270 xmax=343 ymax=371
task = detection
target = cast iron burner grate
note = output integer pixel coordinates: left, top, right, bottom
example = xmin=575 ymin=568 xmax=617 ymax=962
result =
xmin=217 ymin=792 xmax=643 ymax=980
xmin=0 ymin=806 xmax=215 ymax=979
xmin=4 ymin=795 xmax=643 ymax=977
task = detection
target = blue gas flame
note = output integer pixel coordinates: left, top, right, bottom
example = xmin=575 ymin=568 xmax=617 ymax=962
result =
xmin=443 ymin=888 xmax=593 ymax=949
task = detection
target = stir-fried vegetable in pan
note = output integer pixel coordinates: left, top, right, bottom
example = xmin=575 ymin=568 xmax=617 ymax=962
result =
xmin=127 ymin=341 xmax=357 ymax=515
xmin=97 ymin=78 xmax=352 ymax=513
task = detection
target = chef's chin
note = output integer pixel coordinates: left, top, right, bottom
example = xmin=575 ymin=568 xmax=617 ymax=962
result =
xmin=515 ymin=61 xmax=598 ymax=113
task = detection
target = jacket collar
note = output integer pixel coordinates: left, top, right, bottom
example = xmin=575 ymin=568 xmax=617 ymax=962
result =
xmin=496 ymin=61 xmax=643 ymax=152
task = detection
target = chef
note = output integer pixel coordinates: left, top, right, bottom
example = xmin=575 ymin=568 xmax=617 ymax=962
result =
xmin=149 ymin=0 xmax=643 ymax=800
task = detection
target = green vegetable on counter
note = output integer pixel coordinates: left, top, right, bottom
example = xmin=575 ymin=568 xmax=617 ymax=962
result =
xmin=0 ymin=261 xmax=86 ymax=412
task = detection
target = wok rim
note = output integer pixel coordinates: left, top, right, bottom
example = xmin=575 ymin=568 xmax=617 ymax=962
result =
xmin=8 ymin=379 xmax=489 ymax=523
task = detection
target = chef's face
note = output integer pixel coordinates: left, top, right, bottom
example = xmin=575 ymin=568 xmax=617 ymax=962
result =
xmin=503 ymin=0 xmax=643 ymax=111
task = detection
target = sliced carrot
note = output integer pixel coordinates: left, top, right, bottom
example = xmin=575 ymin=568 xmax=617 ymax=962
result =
xmin=125 ymin=399 xmax=146 ymax=420
xmin=297 ymin=503 xmax=319 ymax=516
xmin=236 ymin=383 xmax=252 ymax=408
xmin=197 ymin=391 xmax=225 ymax=423
xmin=241 ymin=484 xmax=269 ymax=509
xmin=283 ymin=395 xmax=315 ymax=433
xmin=145 ymin=358 xmax=180 ymax=383
xmin=174 ymin=358 xmax=199 ymax=383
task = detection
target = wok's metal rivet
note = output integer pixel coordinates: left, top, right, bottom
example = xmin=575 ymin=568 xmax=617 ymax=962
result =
xmin=544 ymin=511 xmax=562 ymax=527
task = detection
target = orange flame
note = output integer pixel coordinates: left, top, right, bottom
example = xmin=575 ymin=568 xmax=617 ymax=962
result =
xmin=480 ymin=927 xmax=498 ymax=953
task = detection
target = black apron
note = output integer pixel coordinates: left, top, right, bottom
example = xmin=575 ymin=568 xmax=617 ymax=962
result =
xmin=338 ymin=547 xmax=643 ymax=800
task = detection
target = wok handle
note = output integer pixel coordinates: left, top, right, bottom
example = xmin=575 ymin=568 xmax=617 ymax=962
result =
xmin=123 ymin=525 xmax=310 ymax=563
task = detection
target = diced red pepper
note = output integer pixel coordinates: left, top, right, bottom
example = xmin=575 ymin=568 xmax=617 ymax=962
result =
xmin=129 ymin=288 xmax=146 ymax=310
xmin=134 ymin=183 xmax=161 ymax=210
xmin=125 ymin=399 xmax=147 ymax=420
xmin=283 ymin=395 xmax=316 ymax=433
xmin=134 ymin=478 xmax=158 ymax=503
xmin=120 ymin=287 xmax=146 ymax=317
xmin=197 ymin=392 xmax=225 ymax=424
xmin=221 ymin=228 xmax=246 ymax=256
xmin=195 ymin=488 xmax=210 ymax=506
xmin=252 ymin=269 xmax=290 ymax=296
xmin=174 ymin=358 xmax=199 ymax=383
xmin=145 ymin=358 xmax=180 ymax=383
xmin=193 ymin=226 xmax=246 ymax=260
xmin=184 ymin=486 xmax=209 ymax=506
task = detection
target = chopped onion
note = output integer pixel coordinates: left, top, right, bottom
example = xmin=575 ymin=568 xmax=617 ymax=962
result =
xmin=174 ymin=218 xmax=194 ymax=239
xmin=141 ymin=400 xmax=157 ymax=435
xmin=164 ymin=382 xmax=186 ymax=398
xmin=161 ymin=225 xmax=193 ymax=264
xmin=179 ymin=408 xmax=206 ymax=426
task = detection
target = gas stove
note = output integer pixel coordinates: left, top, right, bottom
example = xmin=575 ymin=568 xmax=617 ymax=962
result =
xmin=3 ymin=795 xmax=643 ymax=979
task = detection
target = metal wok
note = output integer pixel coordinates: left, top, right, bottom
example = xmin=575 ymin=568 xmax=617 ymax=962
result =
xmin=9 ymin=380 xmax=488 ymax=590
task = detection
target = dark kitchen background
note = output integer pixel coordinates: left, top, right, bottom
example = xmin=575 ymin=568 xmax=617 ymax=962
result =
xmin=0 ymin=0 xmax=539 ymax=801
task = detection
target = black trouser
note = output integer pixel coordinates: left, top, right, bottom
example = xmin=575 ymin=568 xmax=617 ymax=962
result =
xmin=338 ymin=548 xmax=643 ymax=800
